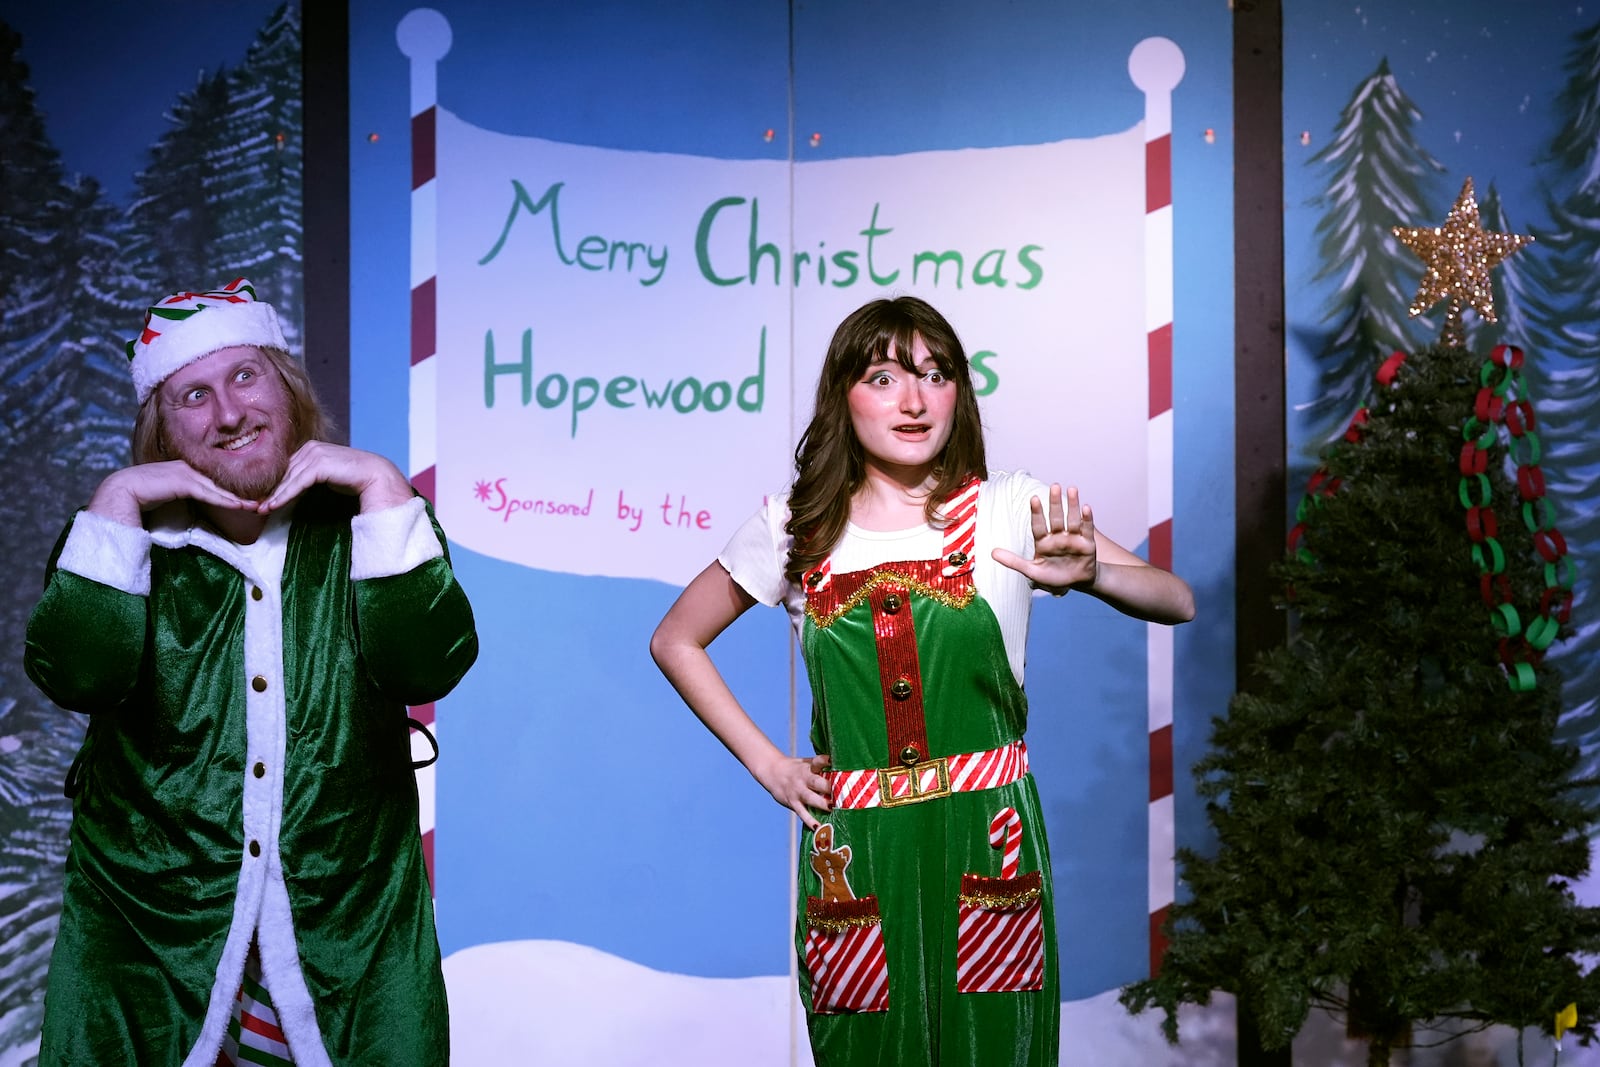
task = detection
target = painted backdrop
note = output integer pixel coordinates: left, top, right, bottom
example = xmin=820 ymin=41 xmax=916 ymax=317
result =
xmin=1280 ymin=5 xmax=1600 ymax=1063
xmin=350 ymin=2 xmax=1234 ymax=1063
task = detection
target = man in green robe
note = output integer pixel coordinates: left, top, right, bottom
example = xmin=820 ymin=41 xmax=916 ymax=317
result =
xmin=25 ymin=279 xmax=479 ymax=1066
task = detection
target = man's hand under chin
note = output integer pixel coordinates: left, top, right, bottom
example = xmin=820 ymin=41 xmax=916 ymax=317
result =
xmin=258 ymin=441 xmax=415 ymax=515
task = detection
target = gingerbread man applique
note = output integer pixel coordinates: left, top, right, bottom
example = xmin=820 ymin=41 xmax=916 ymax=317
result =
xmin=810 ymin=823 xmax=858 ymax=903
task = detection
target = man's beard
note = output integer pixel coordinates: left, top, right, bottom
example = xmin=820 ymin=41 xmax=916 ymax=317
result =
xmin=171 ymin=429 xmax=295 ymax=501
xmin=204 ymin=449 xmax=291 ymax=501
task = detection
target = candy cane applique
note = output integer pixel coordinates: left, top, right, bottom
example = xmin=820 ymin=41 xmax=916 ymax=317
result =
xmin=990 ymin=807 xmax=1022 ymax=880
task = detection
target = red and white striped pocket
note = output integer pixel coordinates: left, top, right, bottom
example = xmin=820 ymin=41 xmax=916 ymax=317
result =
xmin=955 ymin=870 xmax=1045 ymax=993
xmin=955 ymin=806 xmax=1045 ymax=994
xmin=803 ymin=896 xmax=889 ymax=1014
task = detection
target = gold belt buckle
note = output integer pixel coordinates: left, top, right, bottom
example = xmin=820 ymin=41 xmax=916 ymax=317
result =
xmin=877 ymin=757 xmax=951 ymax=807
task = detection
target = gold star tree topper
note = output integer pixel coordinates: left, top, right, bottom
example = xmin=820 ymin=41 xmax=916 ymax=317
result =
xmin=1392 ymin=177 xmax=1533 ymax=348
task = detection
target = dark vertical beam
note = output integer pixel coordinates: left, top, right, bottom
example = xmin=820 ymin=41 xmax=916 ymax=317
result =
xmin=302 ymin=0 xmax=351 ymax=443
xmin=1233 ymin=3 xmax=1287 ymax=695
xmin=1233 ymin=0 xmax=1290 ymax=1063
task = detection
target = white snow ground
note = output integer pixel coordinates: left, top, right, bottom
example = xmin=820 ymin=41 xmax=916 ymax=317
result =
xmin=444 ymin=939 xmax=1600 ymax=1066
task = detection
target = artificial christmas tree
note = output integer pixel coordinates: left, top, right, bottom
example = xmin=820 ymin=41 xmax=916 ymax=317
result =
xmin=1123 ymin=180 xmax=1600 ymax=1066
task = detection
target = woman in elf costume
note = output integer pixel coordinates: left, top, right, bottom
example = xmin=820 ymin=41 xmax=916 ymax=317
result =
xmin=651 ymin=296 xmax=1194 ymax=1065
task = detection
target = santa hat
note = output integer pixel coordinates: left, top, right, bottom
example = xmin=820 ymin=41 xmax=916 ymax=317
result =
xmin=125 ymin=278 xmax=287 ymax=402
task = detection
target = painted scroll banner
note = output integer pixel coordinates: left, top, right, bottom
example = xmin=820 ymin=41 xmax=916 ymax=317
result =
xmin=428 ymin=114 xmax=1151 ymax=585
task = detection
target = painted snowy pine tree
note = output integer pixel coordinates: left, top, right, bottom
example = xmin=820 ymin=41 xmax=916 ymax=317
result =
xmin=211 ymin=2 xmax=303 ymax=351
xmin=47 ymin=175 xmax=143 ymax=474
xmin=0 ymin=6 xmax=301 ymax=1058
xmin=1299 ymin=58 xmax=1443 ymax=461
xmin=126 ymin=65 xmax=233 ymax=290
xmin=1504 ymin=19 xmax=1600 ymax=800
xmin=0 ymin=20 xmax=129 ymax=1057
xmin=1122 ymin=182 xmax=1600 ymax=1066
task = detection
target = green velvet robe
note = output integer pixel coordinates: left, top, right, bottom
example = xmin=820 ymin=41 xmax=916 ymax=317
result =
xmin=25 ymin=489 xmax=478 ymax=1067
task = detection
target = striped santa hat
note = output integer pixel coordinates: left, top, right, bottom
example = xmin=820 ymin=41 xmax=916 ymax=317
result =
xmin=125 ymin=278 xmax=287 ymax=402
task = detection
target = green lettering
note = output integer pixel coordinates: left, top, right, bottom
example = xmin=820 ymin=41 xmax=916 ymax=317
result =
xmin=912 ymin=250 xmax=964 ymax=288
xmin=484 ymin=329 xmax=534 ymax=407
xmin=792 ymin=250 xmax=813 ymax=287
xmin=608 ymin=242 xmax=668 ymax=287
xmin=575 ymin=235 xmax=609 ymax=270
xmin=748 ymin=198 xmax=780 ymax=285
xmin=970 ymin=350 xmax=1000 ymax=397
xmin=1015 ymin=244 xmax=1044 ymax=290
xmin=671 ymin=378 xmax=704 ymax=412
xmin=862 ymin=204 xmax=898 ymax=285
xmin=695 ymin=197 xmax=746 ymax=286
xmin=738 ymin=327 xmax=766 ymax=412
xmin=641 ymin=379 xmax=675 ymax=408
xmin=536 ymin=374 xmax=568 ymax=409
xmin=605 ymin=377 xmax=638 ymax=408
xmin=570 ymin=377 xmax=600 ymax=437
xmin=478 ymin=180 xmax=572 ymax=266
xmin=972 ymin=249 xmax=1008 ymax=288
xmin=830 ymin=250 xmax=860 ymax=288
xmin=702 ymin=381 xmax=732 ymax=411
xmin=641 ymin=244 xmax=668 ymax=286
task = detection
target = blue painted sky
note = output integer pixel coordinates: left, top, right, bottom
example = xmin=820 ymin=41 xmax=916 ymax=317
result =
xmin=1284 ymin=3 xmax=1596 ymax=383
xmin=6 ymin=2 xmax=283 ymax=204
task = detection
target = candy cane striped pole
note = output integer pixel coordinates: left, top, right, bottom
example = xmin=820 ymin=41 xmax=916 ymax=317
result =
xmin=397 ymin=7 xmax=453 ymax=895
xmin=990 ymin=807 xmax=1023 ymax=880
xmin=1129 ymin=36 xmax=1185 ymax=977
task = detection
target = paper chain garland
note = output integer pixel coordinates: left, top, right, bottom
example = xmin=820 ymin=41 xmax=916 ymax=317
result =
xmin=1462 ymin=344 xmax=1574 ymax=689
xmin=1287 ymin=345 xmax=1575 ymax=692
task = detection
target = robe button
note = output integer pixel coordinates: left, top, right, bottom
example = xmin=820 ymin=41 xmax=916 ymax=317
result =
xmin=882 ymin=593 xmax=903 ymax=614
xmin=251 ymin=586 xmax=263 ymax=602
xmin=252 ymin=676 xmax=268 ymax=693
xmin=249 ymin=840 xmax=261 ymax=858
xmin=253 ymin=762 xmax=266 ymax=779
xmin=900 ymin=745 xmax=921 ymax=766
xmin=890 ymin=678 xmax=913 ymax=700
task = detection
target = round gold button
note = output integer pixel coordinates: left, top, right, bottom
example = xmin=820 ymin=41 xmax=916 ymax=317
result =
xmin=806 ymin=571 xmax=824 ymax=587
xmin=253 ymin=762 xmax=266 ymax=779
xmin=890 ymin=678 xmax=913 ymax=700
xmin=252 ymin=676 xmax=268 ymax=693
xmin=251 ymin=586 xmax=263 ymax=602
xmin=882 ymin=593 xmax=903 ymax=614
xmin=900 ymin=745 xmax=921 ymax=766
xmin=249 ymin=840 xmax=261 ymax=857
xmin=947 ymin=550 xmax=968 ymax=566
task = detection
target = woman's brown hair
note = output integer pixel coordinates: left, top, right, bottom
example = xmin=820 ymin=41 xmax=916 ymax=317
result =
xmin=783 ymin=296 xmax=987 ymax=584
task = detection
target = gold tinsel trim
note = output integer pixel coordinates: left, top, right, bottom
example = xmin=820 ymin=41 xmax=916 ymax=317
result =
xmin=805 ymin=894 xmax=883 ymax=932
xmin=807 ymin=913 xmax=885 ymax=933
xmin=957 ymin=885 xmax=1042 ymax=911
xmin=806 ymin=569 xmax=973 ymax=630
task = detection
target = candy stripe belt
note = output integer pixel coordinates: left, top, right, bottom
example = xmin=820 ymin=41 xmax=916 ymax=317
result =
xmin=828 ymin=740 xmax=1029 ymax=810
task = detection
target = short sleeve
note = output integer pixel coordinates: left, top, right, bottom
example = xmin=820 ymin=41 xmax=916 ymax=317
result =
xmin=717 ymin=495 xmax=792 ymax=607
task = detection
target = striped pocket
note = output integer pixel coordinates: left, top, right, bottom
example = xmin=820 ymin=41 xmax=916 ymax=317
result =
xmin=803 ymin=895 xmax=889 ymax=1014
xmin=955 ymin=870 xmax=1045 ymax=993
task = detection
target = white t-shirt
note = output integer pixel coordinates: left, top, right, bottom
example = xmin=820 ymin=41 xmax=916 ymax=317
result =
xmin=718 ymin=470 xmax=1055 ymax=687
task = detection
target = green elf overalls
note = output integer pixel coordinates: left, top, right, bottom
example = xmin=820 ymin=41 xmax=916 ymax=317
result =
xmin=794 ymin=478 xmax=1061 ymax=1066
